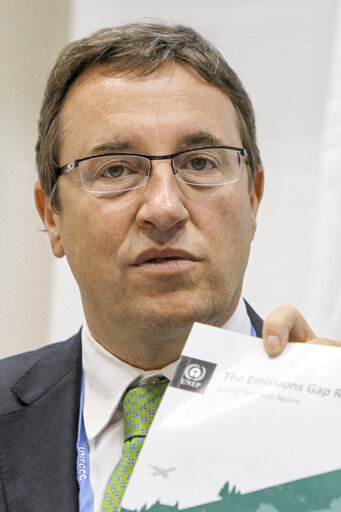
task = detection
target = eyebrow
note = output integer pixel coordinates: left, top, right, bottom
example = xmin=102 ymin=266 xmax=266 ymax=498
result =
xmin=180 ymin=131 xmax=225 ymax=148
xmin=89 ymin=141 xmax=135 ymax=156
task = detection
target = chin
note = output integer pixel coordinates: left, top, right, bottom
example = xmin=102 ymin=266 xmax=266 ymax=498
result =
xmin=139 ymin=303 xmax=221 ymax=331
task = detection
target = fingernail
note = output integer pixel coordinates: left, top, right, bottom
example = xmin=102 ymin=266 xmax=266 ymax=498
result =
xmin=266 ymin=335 xmax=281 ymax=356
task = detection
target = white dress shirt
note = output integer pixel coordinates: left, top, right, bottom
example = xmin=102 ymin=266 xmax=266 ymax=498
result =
xmin=81 ymin=298 xmax=252 ymax=512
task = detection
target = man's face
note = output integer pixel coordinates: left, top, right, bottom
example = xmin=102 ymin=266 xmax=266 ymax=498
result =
xmin=37 ymin=63 xmax=263 ymax=344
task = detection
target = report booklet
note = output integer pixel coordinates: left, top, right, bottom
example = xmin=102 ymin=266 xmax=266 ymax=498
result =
xmin=121 ymin=323 xmax=341 ymax=512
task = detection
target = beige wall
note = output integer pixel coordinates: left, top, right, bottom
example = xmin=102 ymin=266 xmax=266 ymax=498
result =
xmin=0 ymin=0 xmax=70 ymax=357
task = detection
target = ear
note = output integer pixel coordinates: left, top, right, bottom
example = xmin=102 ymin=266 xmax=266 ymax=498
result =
xmin=34 ymin=181 xmax=65 ymax=258
xmin=249 ymin=165 xmax=264 ymax=234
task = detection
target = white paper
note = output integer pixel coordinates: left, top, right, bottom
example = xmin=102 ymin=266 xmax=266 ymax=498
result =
xmin=121 ymin=323 xmax=341 ymax=511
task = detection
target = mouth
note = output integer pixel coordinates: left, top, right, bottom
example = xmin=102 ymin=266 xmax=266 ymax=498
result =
xmin=146 ymin=257 xmax=182 ymax=263
xmin=131 ymin=249 xmax=200 ymax=273
xmin=132 ymin=249 xmax=198 ymax=266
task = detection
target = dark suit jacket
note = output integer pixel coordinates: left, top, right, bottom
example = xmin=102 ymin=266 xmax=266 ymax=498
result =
xmin=0 ymin=304 xmax=262 ymax=511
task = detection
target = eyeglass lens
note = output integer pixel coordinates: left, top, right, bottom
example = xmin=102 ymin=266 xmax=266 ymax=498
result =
xmin=79 ymin=148 xmax=242 ymax=193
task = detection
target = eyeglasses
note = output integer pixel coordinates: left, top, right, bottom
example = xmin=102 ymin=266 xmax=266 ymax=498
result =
xmin=57 ymin=145 xmax=249 ymax=194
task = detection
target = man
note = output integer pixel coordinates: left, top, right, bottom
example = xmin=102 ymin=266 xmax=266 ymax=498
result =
xmin=0 ymin=22 xmax=267 ymax=511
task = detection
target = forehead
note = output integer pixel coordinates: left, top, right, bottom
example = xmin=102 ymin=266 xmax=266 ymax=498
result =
xmin=59 ymin=63 xmax=241 ymax=161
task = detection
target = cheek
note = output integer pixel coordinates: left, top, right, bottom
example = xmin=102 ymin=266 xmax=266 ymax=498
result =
xmin=58 ymin=197 xmax=135 ymax=274
xmin=199 ymin=189 xmax=255 ymax=261
xmin=201 ymin=190 xmax=244 ymax=236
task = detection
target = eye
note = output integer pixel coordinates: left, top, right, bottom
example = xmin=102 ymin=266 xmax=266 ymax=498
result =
xmin=103 ymin=164 xmax=127 ymax=178
xmin=178 ymin=152 xmax=217 ymax=173
xmin=188 ymin=157 xmax=213 ymax=171
xmin=97 ymin=158 xmax=138 ymax=178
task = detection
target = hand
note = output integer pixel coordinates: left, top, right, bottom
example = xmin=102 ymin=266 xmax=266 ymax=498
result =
xmin=262 ymin=305 xmax=341 ymax=357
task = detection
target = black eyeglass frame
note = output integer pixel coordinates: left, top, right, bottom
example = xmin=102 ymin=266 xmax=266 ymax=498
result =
xmin=57 ymin=145 xmax=249 ymax=177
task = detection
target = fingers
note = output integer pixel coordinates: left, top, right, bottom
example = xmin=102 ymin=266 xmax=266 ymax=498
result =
xmin=262 ymin=305 xmax=316 ymax=357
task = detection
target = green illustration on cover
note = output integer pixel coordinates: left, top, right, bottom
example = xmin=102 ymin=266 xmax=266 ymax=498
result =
xmin=121 ymin=468 xmax=341 ymax=512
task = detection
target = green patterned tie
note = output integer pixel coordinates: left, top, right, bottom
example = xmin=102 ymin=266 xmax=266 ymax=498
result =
xmin=100 ymin=380 xmax=167 ymax=512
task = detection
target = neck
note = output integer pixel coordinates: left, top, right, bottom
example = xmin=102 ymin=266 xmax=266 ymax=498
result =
xmin=82 ymin=292 xmax=241 ymax=370
xmin=86 ymin=320 xmax=191 ymax=370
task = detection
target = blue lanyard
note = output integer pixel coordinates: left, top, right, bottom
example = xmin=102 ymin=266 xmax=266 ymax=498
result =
xmin=77 ymin=376 xmax=94 ymax=512
xmin=251 ymin=324 xmax=257 ymax=337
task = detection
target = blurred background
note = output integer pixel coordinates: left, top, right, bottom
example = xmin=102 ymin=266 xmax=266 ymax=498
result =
xmin=1 ymin=0 xmax=340 ymax=357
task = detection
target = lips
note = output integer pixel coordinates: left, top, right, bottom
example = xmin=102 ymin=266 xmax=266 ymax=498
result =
xmin=132 ymin=248 xmax=198 ymax=265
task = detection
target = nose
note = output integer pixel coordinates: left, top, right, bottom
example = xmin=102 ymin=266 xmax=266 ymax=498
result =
xmin=136 ymin=160 xmax=190 ymax=232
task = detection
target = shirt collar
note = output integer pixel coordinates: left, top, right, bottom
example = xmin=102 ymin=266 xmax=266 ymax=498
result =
xmin=82 ymin=296 xmax=251 ymax=440
xmin=82 ymin=322 xmax=178 ymax=440
xmin=221 ymin=297 xmax=252 ymax=334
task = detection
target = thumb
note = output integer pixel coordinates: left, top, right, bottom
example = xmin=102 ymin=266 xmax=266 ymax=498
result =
xmin=262 ymin=305 xmax=316 ymax=357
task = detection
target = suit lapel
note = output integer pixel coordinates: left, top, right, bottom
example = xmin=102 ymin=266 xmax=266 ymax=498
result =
xmin=0 ymin=334 xmax=82 ymax=512
xmin=244 ymin=299 xmax=263 ymax=337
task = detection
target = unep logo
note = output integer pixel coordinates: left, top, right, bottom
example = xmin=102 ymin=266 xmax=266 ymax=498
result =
xmin=171 ymin=356 xmax=217 ymax=393
xmin=184 ymin=363 xmax=206 ymax=382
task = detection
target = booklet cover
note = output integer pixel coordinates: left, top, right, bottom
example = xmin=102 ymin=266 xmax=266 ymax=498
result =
xmin=121 ymin=323 xmax=341 ymax=512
